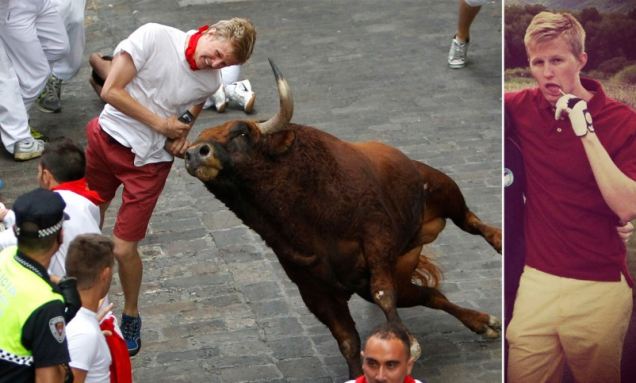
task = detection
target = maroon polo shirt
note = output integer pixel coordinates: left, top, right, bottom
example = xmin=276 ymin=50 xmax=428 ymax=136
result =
xmin=505 ymin=78 xmax=636 ymax=286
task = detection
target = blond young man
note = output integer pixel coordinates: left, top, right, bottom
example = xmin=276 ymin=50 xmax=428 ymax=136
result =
xmin=505 ymin=11 xmax=636 ymax=383
xmin=84 ymin=17 xmax=256 ymax=356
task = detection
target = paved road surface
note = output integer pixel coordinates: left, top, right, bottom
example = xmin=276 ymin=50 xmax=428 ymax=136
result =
xmin=0 ymin=0 xmax=503 ymax=381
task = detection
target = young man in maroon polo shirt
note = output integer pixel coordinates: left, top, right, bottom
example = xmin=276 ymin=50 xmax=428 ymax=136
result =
xmin=505 ymin=11 xmax=636 ymax=383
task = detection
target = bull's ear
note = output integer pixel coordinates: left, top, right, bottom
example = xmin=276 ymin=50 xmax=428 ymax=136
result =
xmin=266 ymin=130 xmax=296 ymax=156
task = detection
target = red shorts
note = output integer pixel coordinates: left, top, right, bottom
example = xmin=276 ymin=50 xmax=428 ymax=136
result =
xmin=85 ymin=117 xmax=172 ymax=242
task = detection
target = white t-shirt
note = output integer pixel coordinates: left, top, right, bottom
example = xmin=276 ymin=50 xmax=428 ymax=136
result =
xmin=67 ymin=307 xmax=112 ymax=383
xmin=48 ymin=190 xmax=101 ymax=277
xmin=99 ymin=23 xmax=222 ymax=166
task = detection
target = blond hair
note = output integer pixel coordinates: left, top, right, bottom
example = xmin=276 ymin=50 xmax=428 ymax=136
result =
xmin=524 ymin=11 xmax=586 ymax=57
xmin=206 ymin=18 xmax=256 ymax=64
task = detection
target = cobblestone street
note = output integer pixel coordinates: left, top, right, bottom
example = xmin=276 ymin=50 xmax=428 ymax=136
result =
xmin=0 ymin=0 xmax=502 ymax=381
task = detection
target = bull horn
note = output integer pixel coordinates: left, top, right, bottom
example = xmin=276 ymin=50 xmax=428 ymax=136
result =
xmin=256 ymin=58 xmax=294 ymax=135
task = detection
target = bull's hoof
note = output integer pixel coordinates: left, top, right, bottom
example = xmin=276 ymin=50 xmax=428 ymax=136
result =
xmin=489 ymin=230 xmax=502 ymax=254
xmin=480 ymin=315 xmax=501 ymax=339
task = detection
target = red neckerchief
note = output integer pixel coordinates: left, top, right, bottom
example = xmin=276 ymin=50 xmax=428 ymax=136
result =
xmin=185 ymin=25 xmax=209 ymax=71
xmin=355 ymin=376 xmax=416 ymax=383
xmin=51 ymin=178 xmax=105 ymax=205
xmin=100 ymin=315 xmax=132 ymax=383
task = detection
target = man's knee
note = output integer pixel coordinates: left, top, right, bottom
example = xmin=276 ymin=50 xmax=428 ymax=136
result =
xmin=112 ymin=237 xmax=139 ymax=263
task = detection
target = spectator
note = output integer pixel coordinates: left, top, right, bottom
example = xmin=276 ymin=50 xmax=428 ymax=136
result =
xmin=65 ymin=234 xmax=128 ymax=383
xmin=39 ymin=138 xmax=103 ymax=277
xmin=448 ymin=0 xmax=488 ymax=69
xmin=37 ymin=0 xmax=88 ymax=113
xmin=0 ymin=0 xmax=69 ymax=160
xmin=345 ymin=322 xmax=426 ymax=383
xmin=83 ymin=18 xmax=256 ymax=356
xmin=0 ymin=38 xmax=44 ymax=160
xmin=0 ymin=188 xmax=72 ymax=383
xmin=0 ymin=138 xmax=103 ymax=279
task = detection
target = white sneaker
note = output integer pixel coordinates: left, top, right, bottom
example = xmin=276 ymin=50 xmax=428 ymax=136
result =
xmin=226 ymin=80 xmax=255 ymax=114
xmin=448 ymin=37 xmax=469 ymax=69
xmin=203 ymin=85 xmax=227 ymax=112
xmin=14 ymin=138 xmax=45 ymax=161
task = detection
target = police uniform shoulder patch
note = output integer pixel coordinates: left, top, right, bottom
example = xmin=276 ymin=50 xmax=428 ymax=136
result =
xmin=49 ymin=316 xmax=66 ymax=343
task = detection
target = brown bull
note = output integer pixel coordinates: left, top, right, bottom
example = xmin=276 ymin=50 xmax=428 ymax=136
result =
xmin=185 ymin=59 xmax=502 ymax=378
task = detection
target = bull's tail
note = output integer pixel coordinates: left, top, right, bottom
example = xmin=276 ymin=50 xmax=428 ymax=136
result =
xmin=413 ymin=159 xmax=502 ymax=254
xmin=411 ymin=247 xmax=442 ymax=289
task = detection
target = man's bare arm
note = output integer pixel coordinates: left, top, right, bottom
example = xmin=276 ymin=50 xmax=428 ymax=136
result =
xmin=100 ymin=52 xmax=191 ymax=139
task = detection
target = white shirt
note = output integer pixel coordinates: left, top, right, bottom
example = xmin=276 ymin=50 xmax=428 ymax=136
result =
xmin=48 ymin=190 xmax=101 ymax=278
xmin=67 ymin=307 xmax=112 ymax=383
xmin=99 ymin=23 xmax=222 ymax=166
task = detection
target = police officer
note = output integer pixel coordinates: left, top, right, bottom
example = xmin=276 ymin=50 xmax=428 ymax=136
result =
xmin=0 ymin=188 xmax=73 ymax=383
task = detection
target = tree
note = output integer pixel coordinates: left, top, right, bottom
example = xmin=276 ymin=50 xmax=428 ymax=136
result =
xmin=580 ymin=7 xmax=602 ymax=25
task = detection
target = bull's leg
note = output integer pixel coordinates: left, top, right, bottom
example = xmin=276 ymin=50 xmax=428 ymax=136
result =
xmin=414 ymin=160 xmax=501 ymax=253
xmin=366 ymin=255 xmax=403 ymax=324
xmin=397 ymin=282 xmax=501 ymax=338
xmin=295 ymin=283 xmax=363 ymax=378
xmin=453 ymin=210 xmax=502 ymax=253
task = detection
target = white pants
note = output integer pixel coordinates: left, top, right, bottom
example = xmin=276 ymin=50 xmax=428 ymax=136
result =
xmin=204 ymin=65 xmax=242 ymax=107
xmin=0 ymin=0 xmax=68 ymax=110
xmin=50 ymin=0 xmax=86 ymax=80
xmin=507 ymin=266 xmax=632 ymax=383
xmin=0 ymin=40 xmax=30 ymax=153
xmin=0 ymin=2 xmax=31 ymax=154
xmin=220 ymin=64 xmax=241 ymax=86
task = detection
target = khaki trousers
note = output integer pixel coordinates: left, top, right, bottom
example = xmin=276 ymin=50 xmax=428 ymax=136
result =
xmin=507 ymin=266 xmax=632 ymax=383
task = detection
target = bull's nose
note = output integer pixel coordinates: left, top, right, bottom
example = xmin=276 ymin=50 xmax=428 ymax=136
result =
xmin=185 ymin=143 xmax=212 ymax=173
xmin=185 ymin=143 xmax=212 ymax=162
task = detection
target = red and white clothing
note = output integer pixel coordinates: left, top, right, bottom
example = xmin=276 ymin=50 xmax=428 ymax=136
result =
xmin=0 ymin=180 xmax=101 ymax=274
xmin=49 ymin=183 xmax=102 ymax=277
xmin=98 ymin=22 xmax=222 ymax=166
xmin=87 ymin=22 xmax=223 ymax=241
xmin=345 ymin=376 xmax=423 ymax=383
xmin=67 ymin=307 xmax=111 ymax=383
xmin=99 ymin=314 xmax=132 ymax=383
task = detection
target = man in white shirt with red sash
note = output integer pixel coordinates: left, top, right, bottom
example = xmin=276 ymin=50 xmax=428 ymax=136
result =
xmin=83 ymin=18 xmax=256 ymax=356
